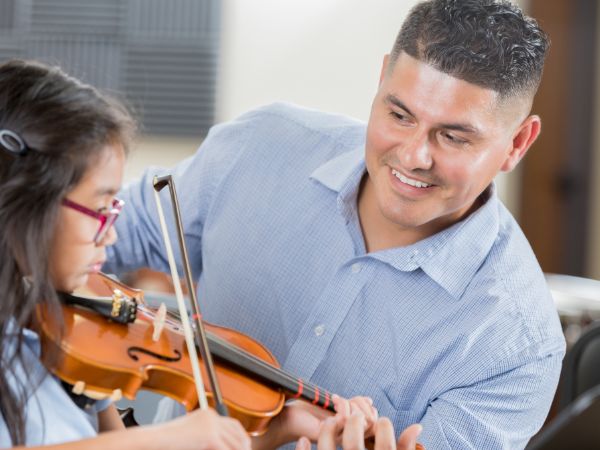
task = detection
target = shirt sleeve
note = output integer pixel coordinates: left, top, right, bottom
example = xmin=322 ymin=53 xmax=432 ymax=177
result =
xmin=417 ymin=340 xmax=564 ymax=450
xmin=104 ymin=112 xmax=256 ymax=278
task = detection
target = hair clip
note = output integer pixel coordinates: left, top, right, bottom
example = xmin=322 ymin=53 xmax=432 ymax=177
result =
xmin=0 ymin=129 xmax=28 ymax=156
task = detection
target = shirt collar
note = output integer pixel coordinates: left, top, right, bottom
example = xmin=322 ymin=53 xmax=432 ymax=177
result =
xmin=368 ymin=185 xmax=499 ymax=299
xmin=310 ymin=147 xmax=366 ymax=223
xmin=310 ymin=149 xmax=500 ymax=300
xmin=309 ymin=146 xmax=364 ymax=193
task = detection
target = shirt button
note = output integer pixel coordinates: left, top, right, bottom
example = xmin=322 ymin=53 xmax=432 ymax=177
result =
xmin=314 ymin=324 xmax=325 ymax=336
xmin=351 ymin=263 xmax=362 ymax=273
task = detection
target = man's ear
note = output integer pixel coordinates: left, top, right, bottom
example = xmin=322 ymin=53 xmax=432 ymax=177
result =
xmin=500 ymin=114 xmax=541 ymax=172
xmin=379 ymin=54 xmax=390 ymax=85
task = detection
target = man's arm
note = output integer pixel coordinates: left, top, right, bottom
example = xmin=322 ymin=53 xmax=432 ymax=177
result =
xmin=104 ymin=115 xmax=254 ymax=277
xmin=417 ymin=343 xmax=563 ymax=449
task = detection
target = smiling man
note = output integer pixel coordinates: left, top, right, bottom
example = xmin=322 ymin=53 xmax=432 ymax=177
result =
xmin=106 ymin=1 xmax=565 ymax=448
xmin=359 ymin=48 xmax=541 ymax=250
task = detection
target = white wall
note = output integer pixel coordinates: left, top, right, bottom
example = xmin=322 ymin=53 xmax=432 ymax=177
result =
xmin=131 ymin=0 xmax=532 ymax=214
xmin=215 ymin=0 xmax=418 ymax=123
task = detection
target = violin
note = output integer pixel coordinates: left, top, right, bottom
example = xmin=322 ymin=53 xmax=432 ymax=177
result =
xmin=38 ymin=272 xmax=336 ymax=436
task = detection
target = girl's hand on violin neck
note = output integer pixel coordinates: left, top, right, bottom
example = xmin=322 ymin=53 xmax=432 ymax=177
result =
xmin=252 ymin=400 xmax=328 ymax=450
xmin=155 ymin=407 xmax=251 ymax=450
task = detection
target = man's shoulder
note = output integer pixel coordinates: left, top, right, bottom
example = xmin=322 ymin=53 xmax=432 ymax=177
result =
xmin=213 ymin=102 xmax=367 ymax=170
xmin=473 ymin=203 xmax=565 ymax=350
xmin=489 ymin=201 xmax=544 ymax=281
xmin=236 ymin=102 xmax=366 ymax=140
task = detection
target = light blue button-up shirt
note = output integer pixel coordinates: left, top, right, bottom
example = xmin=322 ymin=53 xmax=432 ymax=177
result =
xmin=106 ymin=103 xmax=565 ymax=449
xmin=0 ymin=325 xmax=109 ymax=447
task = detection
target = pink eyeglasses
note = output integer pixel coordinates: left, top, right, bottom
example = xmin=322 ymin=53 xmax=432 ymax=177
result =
xmin=62 ymin=197 xmax=124 ymax=244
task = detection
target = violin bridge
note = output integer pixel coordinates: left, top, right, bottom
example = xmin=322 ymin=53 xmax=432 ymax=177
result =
xmin=152 ymin=302 xmax=167 ymax=342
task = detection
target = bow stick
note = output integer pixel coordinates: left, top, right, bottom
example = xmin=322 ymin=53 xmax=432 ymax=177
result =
xmin=152 ymin=174 xmax=228 ymax=416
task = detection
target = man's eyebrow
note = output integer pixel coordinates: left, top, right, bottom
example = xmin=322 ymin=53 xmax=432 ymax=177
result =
xmin=386 ymin=95 xmax=415 ymax=117
xmin=441 ymin=123 xmax=480 ymax=134
xmin=385 ymin=94 xmax=480 ymax=134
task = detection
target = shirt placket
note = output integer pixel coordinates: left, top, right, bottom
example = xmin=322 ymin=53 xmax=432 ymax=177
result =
xmin=283 ymin=258 xmax=372 ymax=380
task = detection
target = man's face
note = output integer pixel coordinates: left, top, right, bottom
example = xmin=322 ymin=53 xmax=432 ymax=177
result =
xmin=362 ymin=52 xmax=534 ymax=243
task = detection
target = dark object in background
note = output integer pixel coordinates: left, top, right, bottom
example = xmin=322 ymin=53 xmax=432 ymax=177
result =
xmin=559 ymin=322 xmax=600 ymax=411
xmin=526 ymin=384 xmax=600 ymax=450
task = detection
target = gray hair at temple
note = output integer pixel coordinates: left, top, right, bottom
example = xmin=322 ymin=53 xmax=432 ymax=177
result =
xmin=390 ymin=0 xmax=549 ymax=100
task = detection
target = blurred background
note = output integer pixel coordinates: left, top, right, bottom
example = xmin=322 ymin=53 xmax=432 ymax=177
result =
xmin=1 ymin=0 xmax=600 ymax=336
xmin=2 ymin=0 xmax=600 ymax=430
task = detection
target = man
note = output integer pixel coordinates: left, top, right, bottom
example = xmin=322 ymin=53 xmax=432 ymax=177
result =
xmin=106 ymin=0 xmax=565 ymax=448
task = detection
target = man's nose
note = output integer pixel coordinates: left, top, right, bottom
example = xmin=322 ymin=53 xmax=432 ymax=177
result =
xmin=398 ymin=130 xmax=433 ymax=171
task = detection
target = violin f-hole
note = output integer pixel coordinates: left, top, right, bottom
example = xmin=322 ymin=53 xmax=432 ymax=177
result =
xmin=127 ymin=347 xmax=182 ymax=362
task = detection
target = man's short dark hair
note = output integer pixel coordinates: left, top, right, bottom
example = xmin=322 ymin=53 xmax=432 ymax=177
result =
xmin=391 ymin=0 xmax=549 ymax=99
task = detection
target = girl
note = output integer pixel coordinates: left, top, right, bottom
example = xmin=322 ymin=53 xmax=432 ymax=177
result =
xmin=0 ymin=58 xmax=254 ymax=449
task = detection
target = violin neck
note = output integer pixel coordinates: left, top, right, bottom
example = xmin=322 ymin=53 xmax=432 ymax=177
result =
xmin=206 ymin=333 xmax=336 ymax=412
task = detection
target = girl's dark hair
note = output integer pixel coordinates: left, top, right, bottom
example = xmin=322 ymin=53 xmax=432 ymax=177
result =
xmin=0 ymin=59 xmax=136 ymax=445
xmin=391 ymin=0 xmax=550 ymax=99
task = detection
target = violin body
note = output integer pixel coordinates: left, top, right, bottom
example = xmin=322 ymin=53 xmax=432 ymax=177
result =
xmin=39 ymin=273 xmax=286 ymax=436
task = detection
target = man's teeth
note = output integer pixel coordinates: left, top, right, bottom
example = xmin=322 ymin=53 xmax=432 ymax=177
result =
xmin=391 ymin=169 xmax=431 ymax=188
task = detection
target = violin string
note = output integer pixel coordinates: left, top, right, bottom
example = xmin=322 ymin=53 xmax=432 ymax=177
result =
xmin=165 ymin=309 xmax=305 ymax=390
xmin=152 ymin=306 xmax=331 ymax=407
xmin=206 ymin=331 xmax=325 ymax=403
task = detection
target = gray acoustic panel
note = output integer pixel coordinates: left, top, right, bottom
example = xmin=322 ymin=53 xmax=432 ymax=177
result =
xmin=124 ymin=45 xmax=218 ymax=136
xmin=30 ymin=0 xmax=123 ymax=36
xmin=25 ymin=38 xmax=121 ymax=90
xmin=0 ymin=0 xmax=220 ymax=137
xmin=0 ymin=0 xmax=16 ymax=31
xmin=0 ymin=45 xmax=20 ymax=63
xmin=127 ymin=0 xmax=220 ymax=42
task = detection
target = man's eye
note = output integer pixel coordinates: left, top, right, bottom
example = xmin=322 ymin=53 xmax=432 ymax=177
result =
xmin=390 ymin=111 xmax=411 ymax=122
xmin=442 ymin=132 xmax=467 ymax=145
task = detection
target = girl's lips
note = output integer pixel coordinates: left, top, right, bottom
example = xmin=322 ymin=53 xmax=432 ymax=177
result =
xmin=89 ymin=261 xmax=104 ymax=273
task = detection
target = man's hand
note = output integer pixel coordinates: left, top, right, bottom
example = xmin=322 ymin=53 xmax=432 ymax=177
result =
xmin=295 ymin=412 xmax=423 ymax=450
xmin=252 ymin=395 xmax=377 ymax=449
xmin=332 ymin=395 xmax=378 ymax=437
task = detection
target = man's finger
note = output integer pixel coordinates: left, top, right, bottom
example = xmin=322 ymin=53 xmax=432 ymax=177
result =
xmin=333 ymin=395 xmax=352 ymax=418
xmin=317 ymin=416 xmax=341 ymax=449
xmin=349 ymin=397 xmax=378 ymax=431
xmin=341 ymin=413 xmax=367 ymax=450
xmin=295 ymin=436 xmax=311 ymax=450
xmin=373 ymin=417 xmax=396 ymax=450
xmin=396 ymin=424 xmax=423 ymax=450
